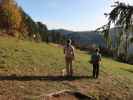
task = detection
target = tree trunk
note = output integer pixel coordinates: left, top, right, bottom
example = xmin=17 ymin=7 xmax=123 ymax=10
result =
xmin=124 ymin=31 xmax=129 ymax=62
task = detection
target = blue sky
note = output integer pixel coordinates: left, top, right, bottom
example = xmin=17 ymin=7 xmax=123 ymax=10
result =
xmin=16 ymin=0 xmax=133 ymax=31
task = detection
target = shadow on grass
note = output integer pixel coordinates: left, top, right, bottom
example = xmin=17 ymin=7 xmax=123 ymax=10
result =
xmin=0 ymin=75 xmax=93 ymax=81
xmin=120 ymin=68 xmax=133 ymax=73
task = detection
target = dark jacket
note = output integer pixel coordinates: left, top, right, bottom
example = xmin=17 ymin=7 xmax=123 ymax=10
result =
xmin=91 ymin=52 xmax=101 ymax=64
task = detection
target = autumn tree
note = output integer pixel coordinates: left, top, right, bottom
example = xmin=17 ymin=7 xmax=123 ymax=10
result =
xmin=0 ymin=0 xmax=22 ymax=36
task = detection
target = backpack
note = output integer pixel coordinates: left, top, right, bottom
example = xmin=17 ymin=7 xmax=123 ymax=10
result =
xmin=91 ymin=53 xmax=101 ymax=64
xmin=64 ymin=45 xmax=74 ymax=58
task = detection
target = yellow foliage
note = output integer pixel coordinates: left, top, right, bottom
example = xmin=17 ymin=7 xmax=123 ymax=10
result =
xmin=0 ymin=0 xmax=22 ymax=33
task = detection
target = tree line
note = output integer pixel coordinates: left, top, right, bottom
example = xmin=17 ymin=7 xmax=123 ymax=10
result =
xmin=0 ymin=0 xmax=48 ymax=41
xmin=97 ymin=2 xmax=133 ymax=63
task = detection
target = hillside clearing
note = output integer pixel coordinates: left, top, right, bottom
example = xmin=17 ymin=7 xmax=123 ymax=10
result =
xmin=0 ymin=37 xmax=133 ymax=100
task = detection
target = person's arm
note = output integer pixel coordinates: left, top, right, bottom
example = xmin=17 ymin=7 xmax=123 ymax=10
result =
xmin=99 ymin=54 xmax=102 ymax=61
xmin=98 ymin=54 xmax=102 ymax=65
xmin=90 ymin=54 xmax=93 ymax=63
xmin=72 ymin=46 xmax=75 ymax=59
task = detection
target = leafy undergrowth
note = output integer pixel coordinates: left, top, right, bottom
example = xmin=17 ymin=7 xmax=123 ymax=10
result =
xmin=0 ymin=37 xmax=133 ymax=100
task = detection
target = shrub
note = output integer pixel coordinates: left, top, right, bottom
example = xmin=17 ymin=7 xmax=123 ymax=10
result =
xmin=127 ymin=55 xmax=133 ymax=65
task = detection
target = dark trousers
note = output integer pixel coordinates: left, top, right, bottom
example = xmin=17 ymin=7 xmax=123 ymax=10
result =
xmin=93 ymin=64 xmax=99 ymax=78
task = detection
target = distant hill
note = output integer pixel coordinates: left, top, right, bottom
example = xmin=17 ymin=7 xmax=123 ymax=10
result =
xmin=51 ymin=29 xmax=106 ymax=50
xmin=51 ymin=29 xmax=74 ymax=35
xmin=51 ymin=28 xmax=133 ymax=54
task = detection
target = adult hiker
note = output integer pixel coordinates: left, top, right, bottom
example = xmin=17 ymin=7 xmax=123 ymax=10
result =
xmin=64 ymin=39 xmax=75 ymax=77
xmin=90 ymin=48 xmax=101 ymax=78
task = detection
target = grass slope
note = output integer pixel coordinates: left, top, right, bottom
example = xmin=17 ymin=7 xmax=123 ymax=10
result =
xmin=0 ymin=37 xmax=133 ymax=100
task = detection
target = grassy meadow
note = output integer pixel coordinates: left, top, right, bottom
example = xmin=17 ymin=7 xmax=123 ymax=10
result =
xmin=0 ymin=37 xmax=133 ymax=100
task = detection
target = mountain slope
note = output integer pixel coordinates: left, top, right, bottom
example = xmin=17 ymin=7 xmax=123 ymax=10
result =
xmin=53 ymin=29 xmax=133 ymax=54
xmin=52 ymin=29 xmax=106 ymax=50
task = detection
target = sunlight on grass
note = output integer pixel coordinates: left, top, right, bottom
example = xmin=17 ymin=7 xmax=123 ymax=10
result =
xmin=0 ymin=37 xmax=132 ymax=79
xmin=0 ymin=37 xmax=133 ymax=99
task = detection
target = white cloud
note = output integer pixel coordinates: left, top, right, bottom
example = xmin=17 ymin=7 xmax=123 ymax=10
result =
xmin=43 ymin=0 xmax=133 ymax=31
xmin=43 ymin=20 xmax=92 ymax=31
xmin=43 ymin=20 xmax=74 ymax=30
xmin=115 ymin=0 xmax=133 ymax=4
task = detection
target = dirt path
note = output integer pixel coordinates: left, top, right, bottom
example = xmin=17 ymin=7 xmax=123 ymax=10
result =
xmin=0 ymin=69 xmax=133 ymax=100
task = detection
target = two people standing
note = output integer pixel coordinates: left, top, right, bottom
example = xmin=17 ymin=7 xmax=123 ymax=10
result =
xmin=64 ymin=39 xmax=101 ymax=79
